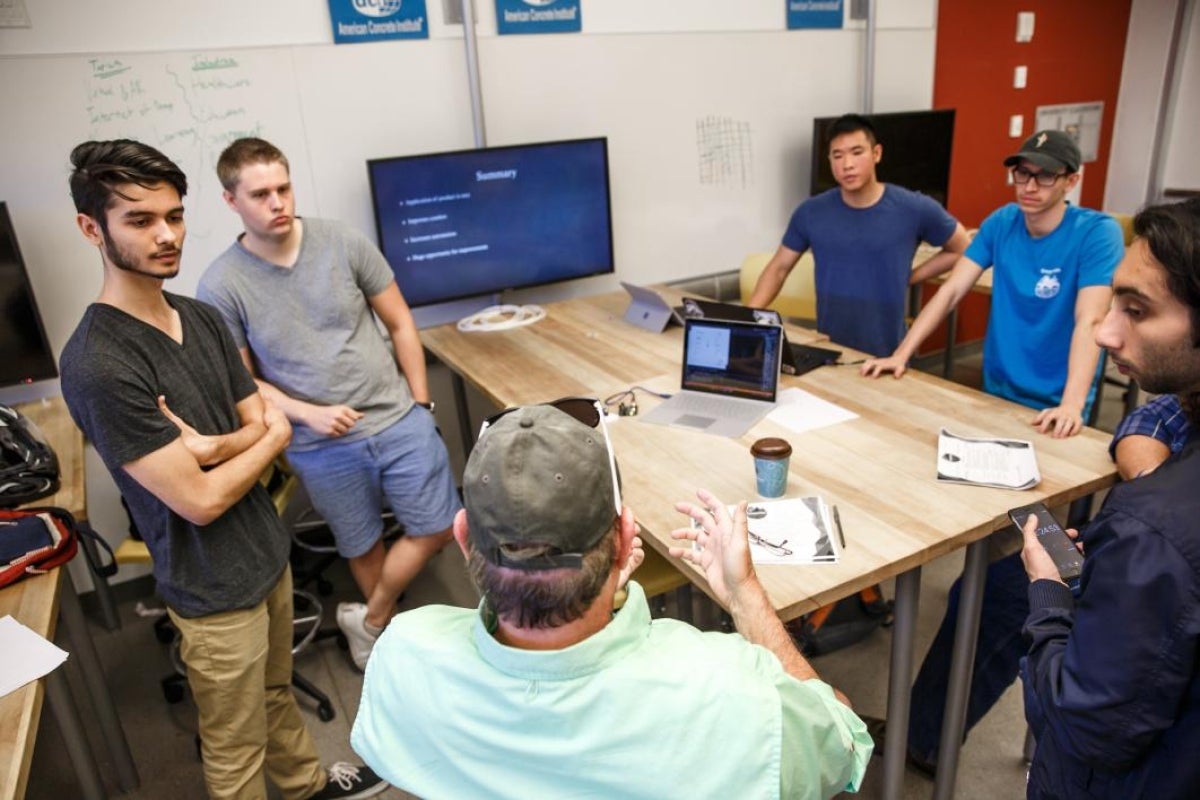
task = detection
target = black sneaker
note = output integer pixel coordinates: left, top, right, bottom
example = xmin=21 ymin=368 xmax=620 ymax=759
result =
xmin=308 ymin=762 xmax=389 ymax=799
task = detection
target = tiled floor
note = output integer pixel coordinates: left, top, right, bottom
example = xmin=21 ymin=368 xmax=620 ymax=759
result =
xmin=24 ymin=349 xmax=1134 ymax=800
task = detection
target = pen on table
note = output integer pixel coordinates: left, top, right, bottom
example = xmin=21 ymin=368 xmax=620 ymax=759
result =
xmin=833 ymin=505 xmax=847 ymax=550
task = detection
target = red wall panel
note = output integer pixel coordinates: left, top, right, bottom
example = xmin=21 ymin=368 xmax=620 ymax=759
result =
xmin=925 ymin=0 xmax=1133 ymax=348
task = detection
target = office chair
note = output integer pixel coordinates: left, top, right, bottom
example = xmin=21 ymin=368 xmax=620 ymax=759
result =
xmin=739 ymin=251 xmax=817 ymax=322
xmin=286 ymin=494 xmax=403 ymax=598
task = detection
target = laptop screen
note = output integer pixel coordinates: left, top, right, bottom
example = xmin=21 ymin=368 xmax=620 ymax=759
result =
xmin=683 ymin=297 xmax=782 ymax=327
xmin=681 ymin=318 xmax=782 ymax=401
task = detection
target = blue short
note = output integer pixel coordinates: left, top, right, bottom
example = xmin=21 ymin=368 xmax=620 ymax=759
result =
xmin=286 ymin=407 xmax=462 ymax=558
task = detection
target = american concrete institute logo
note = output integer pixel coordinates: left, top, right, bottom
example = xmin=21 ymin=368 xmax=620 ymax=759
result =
xmin=330 ymin=0 xmax=426 ymax=42
xmin=352 ymin=0 xmax=403 ymax=17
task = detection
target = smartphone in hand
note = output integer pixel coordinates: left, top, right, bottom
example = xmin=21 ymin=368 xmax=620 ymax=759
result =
xmin=1009 ymin=502 xmax=1083 ymax=586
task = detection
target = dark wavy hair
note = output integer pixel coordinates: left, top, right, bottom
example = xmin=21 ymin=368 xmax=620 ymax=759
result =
xmin=216 ymin=137 xmax=289 ymax=191
xmin=1133 ymin=198 xmax=1200 ymax=346
xmin=69 ymin=140 xmax=187 ymax=233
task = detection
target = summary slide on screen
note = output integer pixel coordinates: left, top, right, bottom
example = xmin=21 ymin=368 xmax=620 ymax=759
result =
xmin=371 ymin=143 xmax=611 ymax=307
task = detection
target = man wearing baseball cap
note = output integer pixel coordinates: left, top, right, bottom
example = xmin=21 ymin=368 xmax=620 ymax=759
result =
xmin=351 ymin=400 xmax=871 ymax=799
xmin=862 ymin=129 xmax=1123 ymax=438
xmin=856 ymin=132 xmax=1125 ymax=773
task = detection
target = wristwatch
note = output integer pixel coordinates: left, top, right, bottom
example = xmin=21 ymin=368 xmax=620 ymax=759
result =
xmin=416 ymin=400 xmax=435 ymax=413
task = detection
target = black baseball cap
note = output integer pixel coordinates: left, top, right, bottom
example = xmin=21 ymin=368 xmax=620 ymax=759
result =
xmin=1004 ymin=130 xmax=1081 ymax=174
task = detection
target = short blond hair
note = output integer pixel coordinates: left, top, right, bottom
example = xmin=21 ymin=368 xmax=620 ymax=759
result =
xmin=216 ymin=137 xmax=289 ymax=191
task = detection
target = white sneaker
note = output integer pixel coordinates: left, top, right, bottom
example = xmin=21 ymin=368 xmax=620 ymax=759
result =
xmin=336 ymin=602 xmax=379 ymax=671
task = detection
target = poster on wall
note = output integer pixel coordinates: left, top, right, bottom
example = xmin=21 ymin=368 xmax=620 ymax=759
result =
xmin=496 ymin=0 xmax=582 ymax=35
xmin=327 ymin=0 xmax=429 ymax=44
xmin=786 ymin=0 xmax=844 ymax=30
xmin=1035 ymin=102 xmax=1104 ymax=164
xmin=0 ymin=0 xmax=31 ymax=27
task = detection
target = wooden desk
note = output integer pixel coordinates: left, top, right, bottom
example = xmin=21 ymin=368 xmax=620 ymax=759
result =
xmin=0 ymin=397 xmax=138 ymax=799
xmin=423 ymin=287 xmax=1117 ymax=799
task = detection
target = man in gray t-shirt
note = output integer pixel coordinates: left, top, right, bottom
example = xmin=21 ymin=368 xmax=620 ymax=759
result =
xmin=198 ymin=138 xmax=460 ymax=671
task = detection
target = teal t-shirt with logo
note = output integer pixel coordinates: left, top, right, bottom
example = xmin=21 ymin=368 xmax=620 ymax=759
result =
xmin=967 ymin=203 xmax=1123 ymax=415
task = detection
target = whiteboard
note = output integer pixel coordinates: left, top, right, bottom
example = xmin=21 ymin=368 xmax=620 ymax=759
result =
xmin=481 ymin=29 xmax=933 ymax=294
xmin=0 ymin=40 xmax=474 ymax=355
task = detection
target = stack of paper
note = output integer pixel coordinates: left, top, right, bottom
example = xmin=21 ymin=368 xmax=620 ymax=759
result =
xmin=0 ymin=615 xmax=68 ymax=699
xmin=698 ymin=496 xmax=840 ymax=565
xmin=936 ymin=428 xmax=1040 ymax=490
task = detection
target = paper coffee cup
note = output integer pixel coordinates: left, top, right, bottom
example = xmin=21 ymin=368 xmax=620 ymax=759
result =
xmin=751 ymin=437 xmax=792 ymax=498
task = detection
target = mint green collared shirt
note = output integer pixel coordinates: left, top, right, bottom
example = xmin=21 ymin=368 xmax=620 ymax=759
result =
xmin=352 ymin=581 xmax=871 ymax=799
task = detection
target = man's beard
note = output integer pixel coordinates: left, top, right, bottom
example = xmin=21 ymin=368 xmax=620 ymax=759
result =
xmin=104 ymin=234 xmax=180 ymax=279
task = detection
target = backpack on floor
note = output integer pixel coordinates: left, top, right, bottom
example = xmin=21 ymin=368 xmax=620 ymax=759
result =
xmin=787 ymin=585 xmax=894 ymax=656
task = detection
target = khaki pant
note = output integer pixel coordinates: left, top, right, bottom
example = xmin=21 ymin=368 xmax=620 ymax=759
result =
xmin=169 ymin=566 xmax=325 ymax=800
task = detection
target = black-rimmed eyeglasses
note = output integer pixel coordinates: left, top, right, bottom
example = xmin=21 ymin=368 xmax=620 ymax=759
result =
xmin=478 ymin=397 xmax=622 ymax=515
xmin=747 ymin=531 xmax=793 ymax=558
xmin=1011 ymin=165 xmax=1067 ymax=187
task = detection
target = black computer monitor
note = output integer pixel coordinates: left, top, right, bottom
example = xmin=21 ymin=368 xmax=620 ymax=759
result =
xmin=810 ymin=110 xmax=955 ymax=207
xmin=367 ymin=137 xmax=615 ymax=308
xmin=0 ymin=202 xmax=57 ymax=388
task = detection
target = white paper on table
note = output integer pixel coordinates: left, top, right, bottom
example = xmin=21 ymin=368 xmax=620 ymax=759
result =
xmin=936 ymin=428 xmax=1041 ymax=490
xmin=0 ymin=615 xmax=69 ymax=699
xmin=766 ymin=387 xmax=858 ymax=434
xmin=693 ymin=497 xmax=839 ymax=565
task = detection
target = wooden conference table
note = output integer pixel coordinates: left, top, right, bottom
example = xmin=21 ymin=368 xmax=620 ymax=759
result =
xmin=0 ymin=398 xmax=138 ymax=799
xmin=423 ymin=287 xmax=1116 ymax=799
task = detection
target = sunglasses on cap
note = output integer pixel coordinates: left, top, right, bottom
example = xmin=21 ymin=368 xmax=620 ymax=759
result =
xmin=478 ymin=396 xmax=622 ymax=515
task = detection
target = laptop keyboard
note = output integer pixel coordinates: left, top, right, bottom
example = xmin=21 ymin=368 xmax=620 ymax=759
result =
xmin=673 ymin=392 xmax=764 ymax=420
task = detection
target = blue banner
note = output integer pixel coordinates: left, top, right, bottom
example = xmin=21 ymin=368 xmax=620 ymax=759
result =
xmin=786 ymin=0 xmax=844 ymax=30
xmin=328 ymin=0 xmax=428 ymax=43
xmin=495 ymin=0 xmax=581 ymax=36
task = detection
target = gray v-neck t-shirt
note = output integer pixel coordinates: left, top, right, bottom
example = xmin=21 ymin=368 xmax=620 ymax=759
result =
xmin=198 ymin=218 xmax=413 ymax=452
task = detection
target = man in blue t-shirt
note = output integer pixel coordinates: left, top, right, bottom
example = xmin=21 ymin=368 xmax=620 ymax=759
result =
xmin=862 ymin=129 xmax=1125 ymax=439
xmin=748 ymin=113 xmax=969 ymax=357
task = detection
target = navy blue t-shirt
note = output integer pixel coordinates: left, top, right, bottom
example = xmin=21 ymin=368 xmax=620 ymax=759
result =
xmin=782 ymin=185 xmax=956 ymax=356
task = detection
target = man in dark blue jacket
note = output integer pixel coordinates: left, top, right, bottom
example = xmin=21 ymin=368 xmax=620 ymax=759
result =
xmin=1020 ymin=197 xmax=1200 ymax=799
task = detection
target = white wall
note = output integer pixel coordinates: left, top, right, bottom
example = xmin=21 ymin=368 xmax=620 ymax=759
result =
xmin=1105 ymin=0 xmax=1199 ymax=213
xmin=1161 ymin=0 xmax=1200 ymax=195
xmin=0 ymin=0 xmax=939 ymax=587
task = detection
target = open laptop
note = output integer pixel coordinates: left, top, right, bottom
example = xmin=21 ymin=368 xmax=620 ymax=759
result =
xmin=640 ymin=317 xmax=782 ymax=438
xmin=620 ymin=282 xmax=688 ymax=332
xmin=684 ymin=298 xmax=841 ymax=376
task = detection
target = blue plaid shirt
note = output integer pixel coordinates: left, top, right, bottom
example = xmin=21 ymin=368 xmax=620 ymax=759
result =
xmin=1109 ymin=394 xmax=1193 ymax=461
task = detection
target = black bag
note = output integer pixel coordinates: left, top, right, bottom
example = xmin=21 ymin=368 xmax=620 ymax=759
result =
xmin=787 ymin=585 xmax=894 ymax=656
xmin=0 ymin=404 xmax=60 ymax=509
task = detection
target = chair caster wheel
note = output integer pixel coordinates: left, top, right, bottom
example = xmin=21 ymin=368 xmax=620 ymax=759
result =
xmin=317 ymin=703 xmax=335 ymax=722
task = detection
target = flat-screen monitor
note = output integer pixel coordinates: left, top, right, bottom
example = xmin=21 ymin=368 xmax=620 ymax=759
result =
xmin=368 ymin=137 xmax=615 ymax=308
xmin=0 ymin=202 xmax=57 ymax=388
xmin=810 ymin=110 xmax=955 ymax=206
